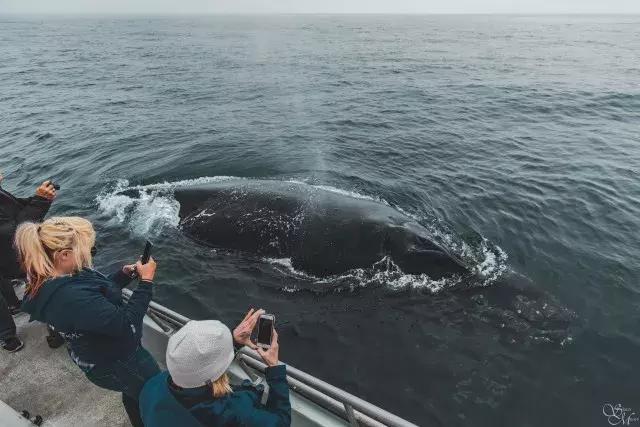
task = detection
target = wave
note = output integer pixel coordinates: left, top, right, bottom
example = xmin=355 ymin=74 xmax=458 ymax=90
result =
xmin=266 ymin=255 xmax=464 ymax=294
xmin=96 ymin=176 xmax=509 ymax=290
xmin=95 ymin=179 xmax=181 ymax=236
xmin=95 ymin=176 xmax=246 ymax=236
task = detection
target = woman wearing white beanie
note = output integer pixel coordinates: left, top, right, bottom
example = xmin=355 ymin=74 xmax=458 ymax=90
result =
xmin=139 ymin=309 xmax=291 ymax=427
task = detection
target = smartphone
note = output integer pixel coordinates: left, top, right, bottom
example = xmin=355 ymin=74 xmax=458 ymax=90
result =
xmin=132 ymin=240 xmax=153 ymax=279
xmin=256 ymin=314 xmax=275 ymax=349
xmin=48 ymin=179 xmax=61 ymax=191
xmin=141 ymin=240 xmax=153 ymax=264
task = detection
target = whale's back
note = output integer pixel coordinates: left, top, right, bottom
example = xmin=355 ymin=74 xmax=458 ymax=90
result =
xmin=174 ymin=180 xmax=467 ymax=278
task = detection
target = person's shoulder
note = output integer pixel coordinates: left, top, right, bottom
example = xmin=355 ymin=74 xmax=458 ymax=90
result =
xmin=78 ymin=268 xmax=106 ymax=278
xmin=52 ymin=272 xmax=105 ymax=298
xmin=141 ymin=371 xmax=170 ymax=398
xmin=47 ymin=277 xmax=89 ymax=301
xmin=148 ymin=371 xmax=170 ymax=387
xmin=227 ymin=388 xmax=261 ymax=409
xmin=71 ymin=269 xmax=112 ymax=286
xmin=38 ymin=275 xmax=75 ymax=296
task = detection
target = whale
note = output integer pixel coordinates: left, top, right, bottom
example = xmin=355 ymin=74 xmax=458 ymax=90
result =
xmin=114 ymin=178 xmax=576 ymax=342
xmin=162 ymin=179 xmax=469 ymax=279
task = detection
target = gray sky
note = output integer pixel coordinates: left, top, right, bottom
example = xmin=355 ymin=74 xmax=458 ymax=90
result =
xmin=0 ymin=0 xmax=639 ymax=14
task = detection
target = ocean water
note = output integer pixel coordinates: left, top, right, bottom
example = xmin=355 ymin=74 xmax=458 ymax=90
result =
xmin=1 ymin=14 xmax=639 ymax=426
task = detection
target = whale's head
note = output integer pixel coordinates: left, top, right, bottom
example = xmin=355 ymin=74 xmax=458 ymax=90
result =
xmin=385 ymin=224 xmax=469 ymax=279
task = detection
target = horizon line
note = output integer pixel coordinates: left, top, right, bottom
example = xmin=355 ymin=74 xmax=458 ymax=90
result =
xmin=2 ymin=12 xmax=640 ymax=16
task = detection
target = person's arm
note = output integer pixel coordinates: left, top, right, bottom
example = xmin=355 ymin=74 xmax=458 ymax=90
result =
xmin=233 ymin=365 xmax=291 ymax=427
xmin=15 ymin=196 xmax=51 ymax=222
xmin=235 ymin=382 xmax=291 ymax=426
xmin=75 ymin=279 xmax=153 ymax=340
xmin=233 ymin=308 xmax=265 ymax=351
xmin=75 ymin=259 xmax=157 ymax=339
xmin=240 ymin=330 xmax=291 ymax=427
xmin=108 ymin=267 xmax=134 ymax=289
xmin=15 ymin=181 xmax=56 ymax=222
xmin=120 ymin=259 xmax=157 ymax=337
xmin=122 ymin=280 xmax=153 ymax=339
xmin=0 ymin=187 xmax=49 ymax=222
xmin=263 ymin=364 xmax=291 ymax=425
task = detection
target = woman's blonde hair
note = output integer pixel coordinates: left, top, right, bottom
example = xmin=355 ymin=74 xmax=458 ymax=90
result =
xmin=210 ymin=373 xmax=232 ymax=398
xmin=14 ymin=216 xmax=96 ymax=296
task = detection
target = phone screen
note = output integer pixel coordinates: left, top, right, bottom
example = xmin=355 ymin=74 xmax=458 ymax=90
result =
xmin=141 ymin=241 xmax=153 ymax=264
xmin=257 ymin=316 xmax=274 ymax=346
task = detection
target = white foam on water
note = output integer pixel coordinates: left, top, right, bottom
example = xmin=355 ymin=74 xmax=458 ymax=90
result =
xmin=264 ymin=257 xmax=318 ymax=281
xmin=472 ymin=240 xmax=509 ymax=283
xmin=267 ymin=257 xmax=295 ymax=269
xmin=96 ymin=179 xmax=180 ymax=236
xmin=95 ymin=176 xmax=244 ymax=236
xmin=264 ymin=255 xmax=464 ymax=294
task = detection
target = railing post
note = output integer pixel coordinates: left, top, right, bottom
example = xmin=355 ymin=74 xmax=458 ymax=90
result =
xmin=344 ymin=403 xmax=359 ymax=426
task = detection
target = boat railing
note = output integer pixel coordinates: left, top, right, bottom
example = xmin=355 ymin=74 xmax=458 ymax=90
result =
xmin=122 ymin=288 xmax=418 ymax=427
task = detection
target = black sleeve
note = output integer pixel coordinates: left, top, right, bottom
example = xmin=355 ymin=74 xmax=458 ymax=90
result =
xmin=15 ymin=196 xmax=52 ymax=223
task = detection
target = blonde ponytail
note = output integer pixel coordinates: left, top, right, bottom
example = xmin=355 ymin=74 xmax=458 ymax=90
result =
xmin=210 ymin=373 xmax=232 ymax=398
xmin=15 ymin=217 xmax=96 ymax=296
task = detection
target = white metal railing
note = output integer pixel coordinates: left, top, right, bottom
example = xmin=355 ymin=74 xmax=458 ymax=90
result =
xmin=122 ymin=288 xmax=419 ymax=427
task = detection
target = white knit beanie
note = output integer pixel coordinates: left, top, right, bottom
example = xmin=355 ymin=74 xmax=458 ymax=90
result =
xmin=166 ymin=320 xmax=235 ymax=389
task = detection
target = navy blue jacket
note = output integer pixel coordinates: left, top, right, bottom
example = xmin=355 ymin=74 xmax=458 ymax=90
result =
xmin=140 ymin=365 xmax=292 ymax=427
xmin=22 ymin=268 xmax=153 ymax=366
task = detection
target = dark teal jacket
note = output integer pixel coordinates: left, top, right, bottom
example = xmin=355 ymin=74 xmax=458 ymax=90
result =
xmin=22 ymin=268 xmax=153 ymax=366
xmin=140 ymin=365 xmax=292 ymax=427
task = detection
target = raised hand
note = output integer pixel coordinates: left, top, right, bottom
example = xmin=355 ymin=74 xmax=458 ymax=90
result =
xmin=257 ymin=329 xmax=280 ymax=367
xmin=135 ymin=257 xmax=157 ymax=282
xmin=36 ymin=181 xmax=56 ymax=200
xmin=122 ymin=263 xmax=137 ymax=277
xmin=233 ymin=308 xmax=264 ymax=349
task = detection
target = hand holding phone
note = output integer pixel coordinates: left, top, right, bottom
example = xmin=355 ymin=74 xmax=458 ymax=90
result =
xmin=135 ymin=257 xmax=156 ymax=282
xmin=233 ymin=308 xmax=264 ymax=349
xmin=141 ymin=240 xmax=153 ymax=264
xmin=257 ymin=328 xmax=280 ymax=367
xmin=47 ymin=179 xmax=61 ymax=191
xmin=256 ymin=314 xmax=275 ymax=349
xmin=131 ymin=240 xmax=156 ymax=281
xmin=36 ymin=180 xmax=57 ymax=200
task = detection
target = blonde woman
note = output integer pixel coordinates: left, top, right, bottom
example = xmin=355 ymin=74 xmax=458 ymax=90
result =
xmin=16 ymin=217 xmax=160 ymax=427
xmin=139 ymin=317 xmax=291 ymax=427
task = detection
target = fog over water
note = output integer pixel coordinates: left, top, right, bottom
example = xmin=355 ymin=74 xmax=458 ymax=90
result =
xmin=1 ymin=0 xmax=640 ymax=14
